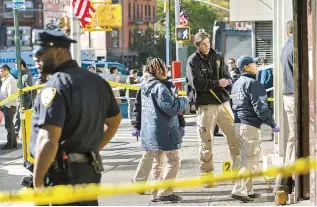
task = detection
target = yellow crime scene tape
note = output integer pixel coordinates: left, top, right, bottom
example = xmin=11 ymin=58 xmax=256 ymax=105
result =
xmin=108 ymin=81 xmax=187 ymax=96
xmin=0 ymin=80 xmax=297 ymax=205
xmin=0 ymin=157 xmax=314 ymax=204
xmin=0 ymin=81 xmax=272 ymax=107
xmin=0 ymin=84 xmax=45 ymax=107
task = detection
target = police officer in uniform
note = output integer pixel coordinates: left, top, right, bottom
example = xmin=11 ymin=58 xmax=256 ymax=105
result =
xmin=30 ymin=30 xmax=122 ymax=205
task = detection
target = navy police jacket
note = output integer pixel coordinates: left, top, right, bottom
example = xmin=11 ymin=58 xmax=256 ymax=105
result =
xmin=231 ymin=72 xmax=276 ymax=129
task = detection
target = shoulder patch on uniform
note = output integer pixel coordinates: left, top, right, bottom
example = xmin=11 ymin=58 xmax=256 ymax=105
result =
xmin=41 ymin=87 xmax=57 ymax=107
xmin=216 ymin=60 xmax=220 ymax=66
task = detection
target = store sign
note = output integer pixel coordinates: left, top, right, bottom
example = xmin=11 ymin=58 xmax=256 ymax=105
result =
xmin=0 ymin=58 xmax=16 ymax=64
xmin=12 ymin=0 xmax=25 ymax=10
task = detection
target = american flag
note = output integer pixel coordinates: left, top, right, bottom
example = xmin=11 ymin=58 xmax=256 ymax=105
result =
xmin=179 ymin=0 xmax=189 ymax=26
xmin=72 ymin=0 xmax=96 ymax=28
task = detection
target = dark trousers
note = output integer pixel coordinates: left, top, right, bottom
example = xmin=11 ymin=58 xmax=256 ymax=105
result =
xmin=14 ymin=101 xmax=32 ymax=135
xmin=214 ymin=124 xmax=219 ymax=134
xmin=47 ymin=163 xmax=102 ymax=206
xmin=4 ymin=106 xmax=17 ymax=147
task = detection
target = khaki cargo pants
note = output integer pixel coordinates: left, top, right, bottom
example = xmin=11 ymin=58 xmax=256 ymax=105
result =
xmin=133 ymin=150 xmax=153 ymax=182
xmin=151 ymin=150 xmax=181 ymax=199
xmin=133 ymin=150 xmax=180 ymax=199
xmin=196 ymin=102 xmax=241 ymax=175
xmin=274 ymin=94 xmax=296 ymax=192
xmin=231 ymin=124 xmax=261 ymax=196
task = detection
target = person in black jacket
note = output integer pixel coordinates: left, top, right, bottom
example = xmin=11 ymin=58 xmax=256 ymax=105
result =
xmin=231 ymin=55 xmax=280 ymax=202
xmin=186 ymin=30 xmax=241 ymax=187
xmin=131 ymin=75 xmax=185 ymax=194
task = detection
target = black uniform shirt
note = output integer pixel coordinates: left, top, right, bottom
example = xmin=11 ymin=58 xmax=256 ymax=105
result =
xmin=30 ymin=60 xmax=120 ymax=157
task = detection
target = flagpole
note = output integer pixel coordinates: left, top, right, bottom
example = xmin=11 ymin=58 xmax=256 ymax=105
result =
xmin=168 ymin=0 xmax=172 ymax=65
xmin=174 ymin=0 xmax=180 ymax=61
xmin=165 ymin=0 xmax=170 ymax=68
xmin=70 ymin=3 xmax=81 ymax=65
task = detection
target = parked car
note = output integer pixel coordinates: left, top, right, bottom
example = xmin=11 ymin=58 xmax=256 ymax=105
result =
xmin=81 ymin=60 xmax=129 ymax=75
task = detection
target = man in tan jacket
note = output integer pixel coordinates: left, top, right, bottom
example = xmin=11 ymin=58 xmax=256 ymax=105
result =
xmin=0 ymin=64 xmax=18 ymax=150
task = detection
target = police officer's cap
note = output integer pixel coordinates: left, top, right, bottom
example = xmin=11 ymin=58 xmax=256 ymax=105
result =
xmin=237 ymin=55 xmax=259 ymax=70
xmin=34 ymin=30 xmax=77 ymax=54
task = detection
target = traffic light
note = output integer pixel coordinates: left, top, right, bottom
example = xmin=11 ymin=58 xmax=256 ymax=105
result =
xmin=97 ymin=4 xmax=122 ymax=28
xmin=84 ymin=13 xmax=97 ymax=31
xmin=59 ymin=17 xmax=65 ymax=29
xmin=175 ymin=27 xmax=191 ymax=41
xmin=65 ymin=16 xmax=71 ymax=35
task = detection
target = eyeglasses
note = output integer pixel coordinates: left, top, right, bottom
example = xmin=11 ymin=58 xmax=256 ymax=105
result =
xmin=228 ymin=62 xmax=234 ymax=64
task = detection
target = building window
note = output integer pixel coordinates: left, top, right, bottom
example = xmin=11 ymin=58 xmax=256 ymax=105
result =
xmin=112 ymin=29 xmax=119 ymax=48
xmin=133 ymin=3 xmax=136 ymax=20
xmin=145 ymin=5 xmax=147 ymax=17
xmin=128 ymin=2 xmax=131 ymax=20
xmin=4 ymin=1 xmax=13 ymax=18
xmin=24 ymin=1 xmax=34 ymax=18
xmin=148 ymin=4 xmax=151 ymax=17
xmin=49 ymin=0 xmax=59 ymax=3
xmin=153 ymin=6 xmax=155 ymax=22
xmin=129 ymin=30 xmax=133 ymax=46
xmin=6 ymin=26 xmax=31 ymax=47
xmin=137 ymin=4 xmax=139 ymax=19
xmin=141 ymin=4 xmax=143 ymax=21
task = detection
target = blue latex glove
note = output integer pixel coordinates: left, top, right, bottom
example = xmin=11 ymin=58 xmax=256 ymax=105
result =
xmin=272 ymin=125 xmax=280 ymax=133
xmin=180 ymin=127 xmax=185 ymax=137
xmin=132 ymin=129 xmax=141 ymax=137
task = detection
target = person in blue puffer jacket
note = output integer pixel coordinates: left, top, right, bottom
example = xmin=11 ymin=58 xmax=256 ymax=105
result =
xmin=139 ymin=58 xmax=188 ymax=202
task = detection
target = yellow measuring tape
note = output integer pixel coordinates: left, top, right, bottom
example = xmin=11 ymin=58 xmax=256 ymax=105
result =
xmin=0 ymin=157 xmax=314 ymax=204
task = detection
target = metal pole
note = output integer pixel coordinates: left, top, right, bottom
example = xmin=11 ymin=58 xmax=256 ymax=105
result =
xmin=174 ymin=0 xmax=180 ymax=61
xmin=13 ymin=8 xmax=26 ymax=160
xmin=70 ymin=4 xmax=81 ymax=64
xmin=165 ymin=0 xmax=170 ymax=67
xmin=168 ymin=0 xmax=172 ymax=64
xmin=13 ymin=9 xmax=22 ymax=98
xmin=105 ymin=32 xmax=107 ymax=60
xmin=121 ymin=8 xmax=124 ymax=63
xmin=193 ymin=0 xmax=230 ymax=11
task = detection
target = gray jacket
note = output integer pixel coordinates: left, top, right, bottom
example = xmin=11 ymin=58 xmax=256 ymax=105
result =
xmin=280 ymin=36 xmax=294 ymax=94
xmin=21 ymin=69 xmax=33 ymax=109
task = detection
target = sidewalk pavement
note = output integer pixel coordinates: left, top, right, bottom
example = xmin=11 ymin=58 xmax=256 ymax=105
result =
xmin=98 ymin=116 xmax=277 ymax=206
xmin=0 ymin=116 xmax=313 ymax=206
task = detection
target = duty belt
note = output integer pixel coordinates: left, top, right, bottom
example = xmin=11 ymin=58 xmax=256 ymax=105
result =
xmin=67 ymin=152 xmax=104 ymax=173
xmin=68 ymin=153 xmax=89 ymax=163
